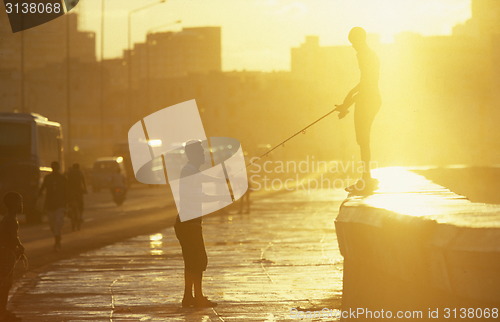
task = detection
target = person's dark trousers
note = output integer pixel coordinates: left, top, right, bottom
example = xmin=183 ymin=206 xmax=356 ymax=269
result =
xmin=174 ymin=219 xmax=208 ymax=273
xmin=0 ymin=249 xmax=15 ymax=314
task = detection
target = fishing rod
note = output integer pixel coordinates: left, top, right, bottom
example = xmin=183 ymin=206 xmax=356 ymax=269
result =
xmin=246 ymin=105 xmax=348 ymax=167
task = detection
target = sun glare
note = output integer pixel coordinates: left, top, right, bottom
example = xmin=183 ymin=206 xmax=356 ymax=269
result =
xmin=364 ymin=168 xmax=471 ymax=218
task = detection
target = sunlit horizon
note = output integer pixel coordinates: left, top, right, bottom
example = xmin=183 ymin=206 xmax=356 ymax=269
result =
xmin=77 ymin=0 xmax=471 ymax=71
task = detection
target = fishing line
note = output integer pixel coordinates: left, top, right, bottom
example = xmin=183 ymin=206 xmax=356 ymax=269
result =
xmin=246 ymin=107 xmax=341 ymax=167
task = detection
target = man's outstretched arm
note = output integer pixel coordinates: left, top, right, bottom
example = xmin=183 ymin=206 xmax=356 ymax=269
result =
xmin=334 ymin=83 xmax=359 ymax=119
xmin=339 ymin=83 xmax=360 ymax=109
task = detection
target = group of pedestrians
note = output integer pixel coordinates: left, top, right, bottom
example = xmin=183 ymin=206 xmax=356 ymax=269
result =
xmin=0 ymin=162 xmax=87 ymax=321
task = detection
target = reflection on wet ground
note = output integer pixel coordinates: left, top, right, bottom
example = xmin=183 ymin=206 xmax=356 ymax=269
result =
xmin=11 ymin=189 xmax=346 ymax=321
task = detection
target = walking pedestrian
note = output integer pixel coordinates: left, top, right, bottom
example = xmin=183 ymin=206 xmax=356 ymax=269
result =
xmin=67 ymin=163 xmax=87 ymax=231
xmin=39 ymin=161 xmax=68 ymax=251
xmin=110 ymin=167 xmax=127 ymax=206
xmin=238 ymin=179 xmax=252 ymax=214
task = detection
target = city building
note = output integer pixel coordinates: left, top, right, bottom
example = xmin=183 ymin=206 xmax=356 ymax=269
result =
xmin=128 ymin=26 xmax=222 ymax=84
xmin=0 ymin=12 xmax=96 ymax=71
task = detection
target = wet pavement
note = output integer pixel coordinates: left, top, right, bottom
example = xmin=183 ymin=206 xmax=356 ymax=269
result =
xmin=16 ymin=186 xmax=177 ymax=273
xmin=10 ymin=188 xmax=346 ymax=321
xmin=19 ymin=186 xmax=172 ymax=244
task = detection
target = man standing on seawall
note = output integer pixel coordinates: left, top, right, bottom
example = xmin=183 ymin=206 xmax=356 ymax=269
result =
xmin=335 ymin=27 xmax=381 ymax=192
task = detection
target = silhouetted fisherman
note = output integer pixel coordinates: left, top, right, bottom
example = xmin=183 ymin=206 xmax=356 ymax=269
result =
xmin=335 ymin=27 xmax=381 ymax=192
xmin=39 ymin=161 xmax=68 ymax=251
xmin=67 ymin=163 xmax=87 ymax=231
xmin=174 ymin=140 xmax=219 ymax=308
xmin=0 ymin=192 xmax=25 ymax=322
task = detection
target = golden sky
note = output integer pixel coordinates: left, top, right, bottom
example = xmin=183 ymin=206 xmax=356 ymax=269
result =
xmin=77 ymin=0 xmax=472 ymax=71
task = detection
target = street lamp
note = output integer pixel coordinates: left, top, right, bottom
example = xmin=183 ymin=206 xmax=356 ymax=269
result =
xmin=146 ymin=20 xmax=181 ymax=111
xmin=20 ymin=15 xmax=25 ymax=113
xmin=66 ymin=12 xmax=72 ymax=165
xmin=100 ymin=0 xmax=105 ymax=152
xmin=127 ymin=0 xmax=166 ymax=120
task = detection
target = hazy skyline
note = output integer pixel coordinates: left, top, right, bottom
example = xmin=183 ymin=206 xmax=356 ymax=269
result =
xmin=76 ymin=0 xmax=471 ymax=71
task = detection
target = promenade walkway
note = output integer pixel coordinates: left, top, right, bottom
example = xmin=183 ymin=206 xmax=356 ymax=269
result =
xmin=10 ymin=188 xmax=346 ymax=321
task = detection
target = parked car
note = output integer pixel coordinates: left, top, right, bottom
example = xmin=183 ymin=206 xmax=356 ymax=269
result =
xmin=91 ymin=157 xmax=127 ymax=192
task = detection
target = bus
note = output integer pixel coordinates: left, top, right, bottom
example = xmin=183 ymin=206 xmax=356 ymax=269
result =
xmin=0 ymin=113 xmax=64 ymax=224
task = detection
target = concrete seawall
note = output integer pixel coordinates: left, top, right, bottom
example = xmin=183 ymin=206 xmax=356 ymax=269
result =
xmin=335 ymin=167 xmax=500 ymax=321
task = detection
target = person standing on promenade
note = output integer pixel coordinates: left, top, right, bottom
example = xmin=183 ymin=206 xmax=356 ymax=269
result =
xmin=238 ymin=179 xmax=252 ymax=214
xmin=174 ymin=140 xmax=221 ymax=308
xmin=67 ymin=163 xmax=87 ymax=231
xmin=0 ymin=192 xmax=25 ymax=322
xmin=39 ymin=161 xmax=68 ymax=251
xmin=335 ymin=27 xmax=381 ymax=192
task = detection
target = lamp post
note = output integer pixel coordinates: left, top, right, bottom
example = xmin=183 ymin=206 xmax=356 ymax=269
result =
xmin=127 ymin=0 xmax=166 ymax=121
xmin=20 ymin=32 xmax=25 ymax=113
xmin=20 ymin=15 xmax=25 ymax=113
xmin=66 ymin=12 xmax=72 ymax=165
xmin=146 ymin=20 xmax=181 ymax=111
xmin=99 ymin=0 xmax=105 ymax=152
